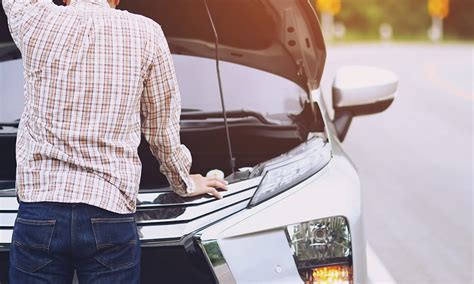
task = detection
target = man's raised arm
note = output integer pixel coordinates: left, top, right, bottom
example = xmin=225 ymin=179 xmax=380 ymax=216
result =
xmin=2 ymin=0 xmax=49 ymax=48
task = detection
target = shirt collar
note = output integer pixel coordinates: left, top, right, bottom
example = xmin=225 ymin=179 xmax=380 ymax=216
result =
xmin=69 ymin=0 xmax=109 ymax=7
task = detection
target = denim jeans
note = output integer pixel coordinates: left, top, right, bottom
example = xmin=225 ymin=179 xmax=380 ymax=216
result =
xmin=9 ymin=201 xmax=140 ymax=284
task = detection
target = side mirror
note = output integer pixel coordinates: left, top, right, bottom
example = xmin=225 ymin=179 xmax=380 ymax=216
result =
xmin=332 ymin=65 xmax=398 ymax=141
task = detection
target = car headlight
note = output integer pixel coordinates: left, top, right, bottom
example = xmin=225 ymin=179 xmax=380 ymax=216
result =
xmin=286 ymin=216 xmax=353 ymax=284
xmin=248 ymin=138 xmax=331 ymax=207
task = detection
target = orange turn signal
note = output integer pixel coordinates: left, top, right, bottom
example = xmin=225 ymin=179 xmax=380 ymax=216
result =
xmin=304 ymin=265 xmax=353 ymax=284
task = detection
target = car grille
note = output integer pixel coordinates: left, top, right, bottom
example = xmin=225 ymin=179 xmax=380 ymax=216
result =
xmin=0 ymin=177 xmax=261 ymax=283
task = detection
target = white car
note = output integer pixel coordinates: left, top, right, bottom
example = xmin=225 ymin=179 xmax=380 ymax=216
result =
xmin=0 ymin=0 xmax=397 ymax=283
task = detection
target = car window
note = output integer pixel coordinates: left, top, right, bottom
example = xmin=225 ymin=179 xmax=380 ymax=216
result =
xmin=0 ymin=54 xmax=306 ymax=122
xmin=174 ymin=55 xmax=306 ymax=116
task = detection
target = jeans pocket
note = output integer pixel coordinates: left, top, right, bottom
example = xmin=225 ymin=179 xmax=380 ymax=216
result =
xmin=91 ymin=217 xmax=138 ymax=270
xmin=11 ymin=218 xmax=56 ymax=273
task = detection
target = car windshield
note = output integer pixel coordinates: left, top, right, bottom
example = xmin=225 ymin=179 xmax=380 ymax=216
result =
xmin=0 ymin=54 xmax=307 ymax=122
xmin=0 ymin=49 xmax=312 ymax=190
xmin=174 ymin=55 xmax=307 ymax=118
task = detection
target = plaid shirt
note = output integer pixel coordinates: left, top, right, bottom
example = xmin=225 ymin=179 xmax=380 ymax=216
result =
xmin=3 ymin=0 xmax=194 ymax=213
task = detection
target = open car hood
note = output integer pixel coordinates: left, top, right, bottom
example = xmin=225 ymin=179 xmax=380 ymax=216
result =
xmin=120 ymin=0 xmax=326 ymax=92
xmin=0 ymin=0 xmax=326 ymax=91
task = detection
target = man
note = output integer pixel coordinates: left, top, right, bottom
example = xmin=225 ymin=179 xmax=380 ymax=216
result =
xmin=3 ymin=0 xmax=228 ymax=282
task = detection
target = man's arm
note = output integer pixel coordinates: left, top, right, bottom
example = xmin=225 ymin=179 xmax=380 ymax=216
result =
xmin=141 ymin=26 xmax=228 ymax=199
xmin=2 ymin=0 xmax=48 ymax=48
xmin=140 ymin=26 xmax=195 ymax=197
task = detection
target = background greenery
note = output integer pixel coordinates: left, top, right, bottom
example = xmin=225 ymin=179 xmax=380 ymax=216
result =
xmin=312 ymin=0 xmax=474 ymax=41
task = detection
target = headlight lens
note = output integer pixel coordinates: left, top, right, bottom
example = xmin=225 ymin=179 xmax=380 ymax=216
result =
xmin=248 ymin=138 xmax=331 ymax=207
xmin=286 ymin=216 xmax=353 ymax=284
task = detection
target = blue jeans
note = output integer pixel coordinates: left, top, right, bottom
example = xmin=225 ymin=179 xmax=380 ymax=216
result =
xmin=9 ymin=201 xmax=140 ymax=284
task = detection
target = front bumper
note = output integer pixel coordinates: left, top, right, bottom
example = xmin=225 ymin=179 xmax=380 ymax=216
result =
xmin=0 ymin=149 xmax=366 ymax=284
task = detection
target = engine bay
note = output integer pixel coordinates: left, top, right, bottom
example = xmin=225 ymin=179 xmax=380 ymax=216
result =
xmin=0 ymin=103 xmax=325 ymax=192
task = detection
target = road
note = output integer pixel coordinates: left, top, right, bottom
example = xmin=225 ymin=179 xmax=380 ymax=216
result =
xmin=320 ymin=43 xmax=473 ymax=284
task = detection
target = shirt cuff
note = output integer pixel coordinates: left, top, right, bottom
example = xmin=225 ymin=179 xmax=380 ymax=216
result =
xmin=170 ymin=146 xmax=194 ymax=197
xmin=181 ymin=172 xmax=195 ymax=195
xmin=171 ymin=172 xmax=194 ymax=197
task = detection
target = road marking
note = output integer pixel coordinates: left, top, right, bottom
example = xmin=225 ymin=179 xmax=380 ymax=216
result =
xmin=366 ymin=243 xmax=397 ymax=284
xmin=423 ymin=62 xmax=473 ymax=101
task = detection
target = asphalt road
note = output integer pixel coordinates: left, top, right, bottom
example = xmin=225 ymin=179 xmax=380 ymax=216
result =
xmin=320 ymin=43 xmax=473 ymax=284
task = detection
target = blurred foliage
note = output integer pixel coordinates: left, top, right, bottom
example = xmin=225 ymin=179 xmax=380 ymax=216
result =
xmin=443 ymin=0 xmax=474 ymax=38
xmin=312 ymin=0 xmax=474 ymax=40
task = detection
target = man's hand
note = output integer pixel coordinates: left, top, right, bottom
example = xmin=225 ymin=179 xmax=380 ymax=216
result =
xmin=187 ymin=174 xmax=228 ymax=199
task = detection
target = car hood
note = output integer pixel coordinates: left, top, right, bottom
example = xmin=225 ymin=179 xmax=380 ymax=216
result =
xmin=120 ymin=0 xmax=326 ymax=92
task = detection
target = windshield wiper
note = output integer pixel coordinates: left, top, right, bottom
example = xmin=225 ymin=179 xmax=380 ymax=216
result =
xmin=181 ymin=109 xmax=277 ymax=125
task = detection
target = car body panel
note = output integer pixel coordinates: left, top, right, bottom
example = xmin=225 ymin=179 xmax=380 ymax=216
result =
xmin=192 ymin=90 xmax=367 ymax=283
xmin=196 ymin=144 xmax=367 ymax=284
